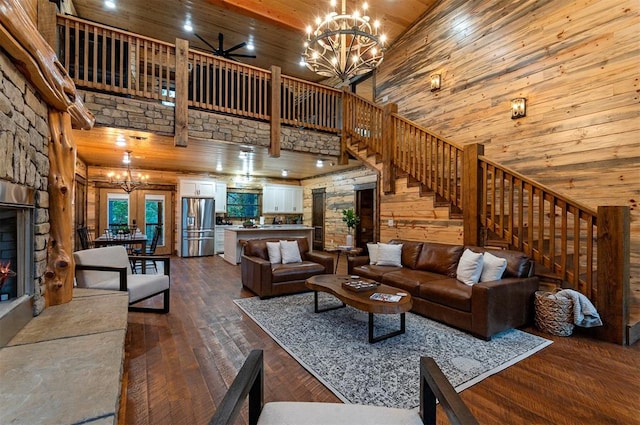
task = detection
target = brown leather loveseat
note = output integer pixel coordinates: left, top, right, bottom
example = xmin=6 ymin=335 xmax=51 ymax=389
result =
xmin=348 ymin=240 xmax=539 ymax=339
xmin=241 ymin=237 xmax=334 ymax=298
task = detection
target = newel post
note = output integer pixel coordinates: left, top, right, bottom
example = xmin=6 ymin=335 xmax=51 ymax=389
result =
xmin=595 ymin=206 xmax=630 ymax=345
xmin=462 ymin=143 xmax=484 ymax=246
xmin=382 ymin=102 xmax=397 ymax=194
xmin=269 ymin=65 xmax=281 ymax=157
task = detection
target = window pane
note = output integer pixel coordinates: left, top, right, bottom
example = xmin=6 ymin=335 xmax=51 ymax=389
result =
xmin=108 ymin=199 xmax=129 ymax=230
xmin=227 ymin=192 xmax=259 ymax=219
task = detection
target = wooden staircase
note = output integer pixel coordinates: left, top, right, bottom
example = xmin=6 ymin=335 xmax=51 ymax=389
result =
xmin=341 ymin=91 xmax=634 ymax=345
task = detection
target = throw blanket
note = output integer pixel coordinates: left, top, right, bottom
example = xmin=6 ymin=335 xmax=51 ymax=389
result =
xmin=556 ymin=289 xmax=603 ymax=328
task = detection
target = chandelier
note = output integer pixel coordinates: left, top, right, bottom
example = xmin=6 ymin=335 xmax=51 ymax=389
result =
xmin=302 ymin=0 xmax=387 ymax=84
xmin=107 ymin=151 xmax=148 ymax=194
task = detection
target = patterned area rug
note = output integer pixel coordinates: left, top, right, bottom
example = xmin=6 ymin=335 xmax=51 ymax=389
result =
xmin=234 ymin=293 xmax=552 ymax=409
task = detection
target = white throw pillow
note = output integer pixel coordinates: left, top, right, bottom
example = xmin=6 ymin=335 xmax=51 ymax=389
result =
xmin=375 ymin=243 xmax=403 ymax=267
xmin=367 ymin=243 xmax=379 ymax=265
xmin=456 ymin=249 xmax=484 ymax=285
xmin=280 ymin=240 xmax=302 ymax=264
xmin=266 ymin=241 xmax=282 ymax=264
xmin=480 ymin=251 xmax=508 ymax=282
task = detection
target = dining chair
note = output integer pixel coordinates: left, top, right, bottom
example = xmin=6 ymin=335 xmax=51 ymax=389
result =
xmin=77 ymin=226 xmax=94 ymax=250
xmin=131 ymin=225 xmax=162 ymax=273
xmin=74 ymin=245 xmax=170 ymax=313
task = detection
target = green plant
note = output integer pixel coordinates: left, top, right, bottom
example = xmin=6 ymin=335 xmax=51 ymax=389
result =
xmin=342 ymin=208 xmax=360 ymax=233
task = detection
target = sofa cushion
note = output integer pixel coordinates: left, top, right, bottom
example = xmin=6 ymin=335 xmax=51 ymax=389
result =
xmin=415 ymin=243 xmax=463 ymax=277
xmin=367 ymin=242 xmax=379 ymax=264
xmin=352 ymin=264 xmax=402 ymax=282
xmin=271 ymin=261 xmax=325 ymax=283
xmin=245 ymin=238 xmax=311 ymax=262
xmin=389 ymin=239 xmax=424 ymax=269
xmin=266 ymin=242 xmax=282 ymax=264
xmin=456 ymin=249 xmax=484 ymax=285
xmin=480 ymin=251 xmax=507 ymax=282
xmin=463 ymin=246 xmax=532 ymax=278
xmin=382 ymin=269 xmax=447 ymax=296
xmin=280 ymin=240 xmax=302 ymax=264
xmin=418 ymin=278 xmax=473 ymax=312
xmin=376 ymin=243 xmax=403 ymax=267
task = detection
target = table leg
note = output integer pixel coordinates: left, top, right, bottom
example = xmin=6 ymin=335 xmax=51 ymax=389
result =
xmin=141 ymin=241 xmax=147 ymax=273
xmin=368 ymin=312 xmax=406 ymax=343
xmin=334 ymin=251 xmax=342 ymax=274
xmin=313 ymin=291 xmax=346 ymax=313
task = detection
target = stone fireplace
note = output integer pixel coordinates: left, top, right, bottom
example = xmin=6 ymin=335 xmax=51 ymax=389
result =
xmin=0 ymin=48 xmax=50 ymax=346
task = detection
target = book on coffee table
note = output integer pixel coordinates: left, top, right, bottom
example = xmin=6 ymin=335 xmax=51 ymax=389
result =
xmin=369 ymin=293 xmax=402 ymax=302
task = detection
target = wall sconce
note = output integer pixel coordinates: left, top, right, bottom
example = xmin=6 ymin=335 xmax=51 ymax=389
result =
xmin=511 ymin=98 xmax=526 ymax=119
xmin=430 ymin=74 xmax=441 ymax=91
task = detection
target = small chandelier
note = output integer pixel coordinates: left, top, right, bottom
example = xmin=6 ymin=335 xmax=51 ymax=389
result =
xmin=107 ymin=151 xmax=148 ymax=194
xmin=302 ymin=0 xmax=387 ymax=84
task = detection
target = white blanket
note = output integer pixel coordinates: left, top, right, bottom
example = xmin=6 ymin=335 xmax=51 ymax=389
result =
xmin=556 ymin=289 xmax=603 ymax=328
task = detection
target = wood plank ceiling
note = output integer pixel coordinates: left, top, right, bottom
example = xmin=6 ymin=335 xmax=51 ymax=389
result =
xmin=68 ymin=0 xmax=438 ymax=179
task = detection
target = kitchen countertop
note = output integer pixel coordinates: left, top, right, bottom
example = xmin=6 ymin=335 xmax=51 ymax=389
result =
xmin=225 ymin=225 xmax=312 ymax=232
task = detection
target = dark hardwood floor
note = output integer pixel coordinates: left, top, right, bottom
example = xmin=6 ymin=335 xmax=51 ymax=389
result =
xmin=120 ymin=254 xmax=640 ymax=425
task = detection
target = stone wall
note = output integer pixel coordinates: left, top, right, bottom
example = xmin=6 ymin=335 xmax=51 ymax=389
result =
xmin=0 ymin=49 xmax=50 ymax=315
xmin=79 ymin=90 xmax=340 ymax=155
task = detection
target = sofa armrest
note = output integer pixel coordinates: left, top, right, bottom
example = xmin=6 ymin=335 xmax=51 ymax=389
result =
xmin=304 ymin=251 xmax=334 ymax=274
xmin=347 ymin=256 xmax=369 ymax=274
xmin=471 ymin=276 xmax=539 ymax=339
xmin=241 ymin=255 xmax=274 ymax=298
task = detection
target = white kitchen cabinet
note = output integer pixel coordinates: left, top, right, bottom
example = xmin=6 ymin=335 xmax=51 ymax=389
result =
xmin=179 ymin=178 xmax=216 ymax=197
xmin=215 ymin=182 xmax=227 ymax=212
xmin=262 ymin=184 xmax=303 ymax=213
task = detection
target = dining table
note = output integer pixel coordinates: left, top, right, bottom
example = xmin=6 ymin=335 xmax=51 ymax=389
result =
xmin=93 ymin=233 xmax=148 ymax=272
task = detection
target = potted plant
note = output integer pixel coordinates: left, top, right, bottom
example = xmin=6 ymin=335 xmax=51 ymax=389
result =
xmin=341 ymin=208 xmax=360 ymax=247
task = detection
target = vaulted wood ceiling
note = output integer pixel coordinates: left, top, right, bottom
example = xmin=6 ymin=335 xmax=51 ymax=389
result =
xmin=68 ymin=0 xmax=438 ymax=178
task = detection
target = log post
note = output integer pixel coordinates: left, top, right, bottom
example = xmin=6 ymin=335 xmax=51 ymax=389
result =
xmin=174 ymin=38 xmax=189 ymax=147
xmin=44 ymin=110 xmax=76 ymax=306
xmin=462 ymin=143 xmax=484 ymax=246
xmin=595 ymin=206 xmax=630 ymax=345
xmin=269 ymin=65 xmax=281 ymax=157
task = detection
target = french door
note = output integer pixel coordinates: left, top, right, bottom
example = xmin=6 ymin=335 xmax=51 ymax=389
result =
xmin=98 ymin=188 xmax=173 ymax=255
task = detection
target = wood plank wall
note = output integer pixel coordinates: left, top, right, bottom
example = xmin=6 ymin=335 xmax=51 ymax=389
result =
xmin=302 ymin=167 xmax=377 ymax=249
xmin=375 ymin=0 xmax=640 ymax=321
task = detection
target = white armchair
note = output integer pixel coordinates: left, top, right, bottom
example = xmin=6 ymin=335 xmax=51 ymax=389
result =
xmin=74 ymin=245 xmax=170 ymax=313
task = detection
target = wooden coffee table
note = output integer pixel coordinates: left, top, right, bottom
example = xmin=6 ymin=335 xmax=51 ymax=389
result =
xmin=305 ymin=274 xmax=413 ymax=343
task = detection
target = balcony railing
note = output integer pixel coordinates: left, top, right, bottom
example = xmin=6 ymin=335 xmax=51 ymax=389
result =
xmin=56 ymin=14 xmax=630 ymax=344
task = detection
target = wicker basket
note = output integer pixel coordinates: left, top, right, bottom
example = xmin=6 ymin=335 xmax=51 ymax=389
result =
xmin=534 ymin=291 xmax=574 ymax=336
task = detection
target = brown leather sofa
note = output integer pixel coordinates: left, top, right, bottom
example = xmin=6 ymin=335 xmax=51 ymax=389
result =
xmin=347 ymin=240 xmax=539 ymax=339
xmin=241 ymin=237 xmax=334 ymax=298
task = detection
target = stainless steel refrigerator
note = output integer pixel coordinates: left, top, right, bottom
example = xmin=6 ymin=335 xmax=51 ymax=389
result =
xmin=181 ymin=197 xmax=215 ymax=257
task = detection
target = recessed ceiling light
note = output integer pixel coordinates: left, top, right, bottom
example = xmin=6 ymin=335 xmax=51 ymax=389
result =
xmin=281 ymin=169 xmax=288 ymax=177
xmin=316 ymin=159 xmax=324 ymax=168
xmin=105 ymin=0 xmax=116 ymax=9
xmin=115 ymin=135 xmax=126 ymax=146
xmin=216 ymin=163 xmax=222 ymax=172
xmin=184 ymin=22 xmax=193 ymax=32
xmin=246 ymin=42 xmax=254 ymax=51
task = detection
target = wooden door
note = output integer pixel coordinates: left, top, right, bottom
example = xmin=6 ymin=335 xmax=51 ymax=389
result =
xmin=355 ymin=184 xmax=376 ymax=250
xmin=98 ymin=188 xmax=173 ymax=255
xmin=312 ymin=188 xmax=326 ymax=250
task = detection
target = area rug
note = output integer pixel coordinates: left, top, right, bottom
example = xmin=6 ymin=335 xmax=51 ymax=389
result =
xmin=234 ymin=292 xmax=552 ymax=409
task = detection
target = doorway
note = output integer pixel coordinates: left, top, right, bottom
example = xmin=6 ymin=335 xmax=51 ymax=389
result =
xmin=355 ymin=183 xmax=376 ymax=250
xmin=74 ymin=174 xmax=87 ymax=250
xmin=311 ymin=188 xmax=326 ymax=250
xmin=97 ymin=188 xmax=173 ymax=255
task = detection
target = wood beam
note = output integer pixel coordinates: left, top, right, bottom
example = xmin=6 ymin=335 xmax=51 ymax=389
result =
xmin=202 ymin=0 xmax=305 ymax=31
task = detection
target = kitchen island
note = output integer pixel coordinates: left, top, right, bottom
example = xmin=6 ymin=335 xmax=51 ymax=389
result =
xmin=223 ymin=225 xmax=314 ymax=265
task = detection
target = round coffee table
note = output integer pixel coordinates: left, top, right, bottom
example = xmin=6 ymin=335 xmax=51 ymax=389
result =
xmin=305 ymin=274 xmax=412 ymax=343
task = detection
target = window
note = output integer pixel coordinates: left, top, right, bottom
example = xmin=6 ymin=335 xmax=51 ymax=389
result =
xmin=107 ymin=193 xmax=129 ymax=232
xmin=227 ymin=191 xmax=260 ymax=219
xmin=144 ymin=194 xmax=165 ymax=246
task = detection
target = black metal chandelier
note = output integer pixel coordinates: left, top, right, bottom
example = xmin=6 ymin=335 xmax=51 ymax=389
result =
xmin=302 ymin=0 xmax=387 ymax=84
xmin=108 ymin=151 xmax=148 ymax=194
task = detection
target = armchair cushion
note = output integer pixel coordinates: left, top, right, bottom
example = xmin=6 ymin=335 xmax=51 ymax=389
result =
xmin=74 ymin=246 xmax=170 ymax=313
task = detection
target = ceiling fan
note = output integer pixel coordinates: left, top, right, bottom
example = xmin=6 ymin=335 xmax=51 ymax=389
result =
xmin=194 ymin=32 xmax=256 ymax=61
